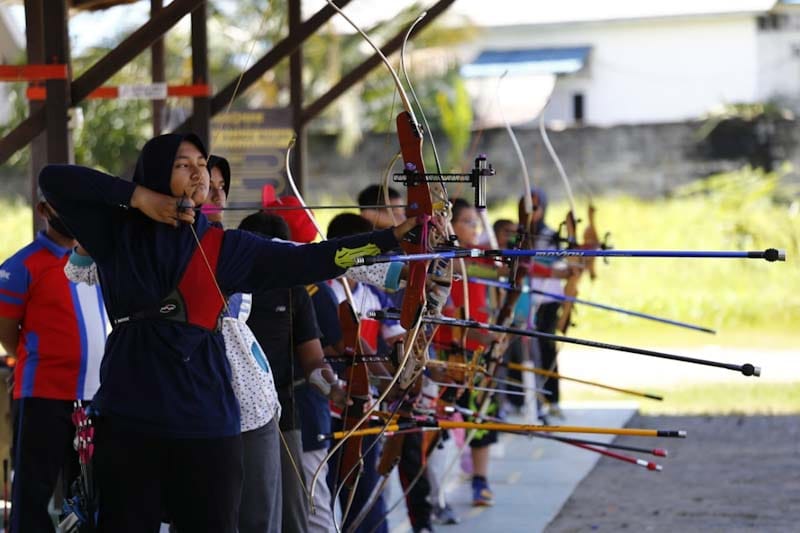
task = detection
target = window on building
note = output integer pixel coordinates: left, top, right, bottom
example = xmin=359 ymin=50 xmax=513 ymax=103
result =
xmin=573 ymin=93 xmax=585 ymax=124
xmin=757 ymin=13 xmax=789 ymax=31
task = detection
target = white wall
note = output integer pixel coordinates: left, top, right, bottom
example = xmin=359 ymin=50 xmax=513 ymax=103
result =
xmin=463 ymin=15 xmax=761 ymax=126
xmin=756 ymin=13 xmax=800 ymax=107
xmin=0 ymin=6 xmax=23 ymax=126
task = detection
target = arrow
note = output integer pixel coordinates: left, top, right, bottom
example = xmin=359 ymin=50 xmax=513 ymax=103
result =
xmin=502 ymin=363 xmax=663 ymax=401
xmin=469 ymin=277 xmax=716 ymax=334
xmin=450 ymin=405 xmax=669 ymax=458
xmin=353 ymin=247 xmax=786 ymax=265
xmin=199 ymin=202 xmax=416 ymax=212
xmin=319 ymin=419 xmax=687 ymax=440
xmin=370 ymin=310 xmax=761 ymax=377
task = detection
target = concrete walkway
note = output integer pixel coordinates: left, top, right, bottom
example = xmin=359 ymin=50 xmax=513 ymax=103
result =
xmin=386 ymin=402 xmax=639 ymax=532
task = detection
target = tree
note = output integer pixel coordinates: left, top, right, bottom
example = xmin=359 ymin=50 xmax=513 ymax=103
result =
xmin=1 ymin=1 xmax=477 ymax=184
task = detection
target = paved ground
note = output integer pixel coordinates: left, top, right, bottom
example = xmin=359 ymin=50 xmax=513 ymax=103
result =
xmin=387 ymin=403 xmax=639 ymax=532
xmin=383 ymin=345 xmax=800 ymax=532
xmin=547 ymin=414 xmax=800 ymax=533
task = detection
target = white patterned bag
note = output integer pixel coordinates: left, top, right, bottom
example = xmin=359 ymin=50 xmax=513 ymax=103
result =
xmin=221 ymin=316 xmax=280 ymax=432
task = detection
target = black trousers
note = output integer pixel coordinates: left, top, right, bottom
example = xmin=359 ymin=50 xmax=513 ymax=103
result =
xmin=93 ymin=418 xmax=243 ymax=533
xmin=535 ymin=302 xmax=562 ymax=403
xmin=398 ymin=431 xmax=432 ymax=530
xmin=11 ymin=397 xmax=80 ymax=533
xmin=504 ymin=336 xmax=528 ymax=408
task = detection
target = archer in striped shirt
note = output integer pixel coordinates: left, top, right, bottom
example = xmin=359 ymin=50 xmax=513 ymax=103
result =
xmin=0 ymin=201 xmax=108 ymax=533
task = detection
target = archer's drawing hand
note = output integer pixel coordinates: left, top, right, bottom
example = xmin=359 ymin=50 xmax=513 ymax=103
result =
xmin=131 ymin=186 xmax=196 ymax=227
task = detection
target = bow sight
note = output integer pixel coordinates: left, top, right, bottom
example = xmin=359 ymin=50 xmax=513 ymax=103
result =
xmin=394 ymin=154 xmax=495 ymax=210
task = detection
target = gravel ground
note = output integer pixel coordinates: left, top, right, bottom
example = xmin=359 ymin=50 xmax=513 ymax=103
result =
xmin=545 ymin=414 xmax=800 ymax=532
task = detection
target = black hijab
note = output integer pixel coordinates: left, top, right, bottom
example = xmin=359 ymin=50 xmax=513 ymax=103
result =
xmin=207 ymin=154 xmax=231 ymax=196
xmin=132 ymin=133 xmax=208 ymax=196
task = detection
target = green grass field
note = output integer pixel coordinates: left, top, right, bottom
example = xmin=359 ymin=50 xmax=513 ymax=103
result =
xmin=324 ymin=171 xmax=798 ymax=345
xmin=3 ymin=170 xmax=797 ymax=342
xmin=2 ymin=170 xmax=797 ymax=414
xmin=564 ymin=382 xmax=800 ymax=415
xmin=0 ymin=197 xmax=32 ymax=261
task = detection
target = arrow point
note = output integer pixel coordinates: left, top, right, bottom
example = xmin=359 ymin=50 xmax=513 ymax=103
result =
xmin=741 ymin=364 xmax=760 ymax=377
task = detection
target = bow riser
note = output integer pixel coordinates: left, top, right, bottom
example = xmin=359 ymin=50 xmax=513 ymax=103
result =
xmin=558 ymin=210 xmax=581 ymax=334
xmin=582 ymin=204 xmax=601 ymax=280
xmin=396 ymin=111 xmax=434 ymax=329
xmin=337 ymin=301 xmax=371 ymax=489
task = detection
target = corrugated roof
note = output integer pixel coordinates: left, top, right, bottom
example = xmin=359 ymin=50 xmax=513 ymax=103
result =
xmin=461 ymin=47 xmax=591 ymax=77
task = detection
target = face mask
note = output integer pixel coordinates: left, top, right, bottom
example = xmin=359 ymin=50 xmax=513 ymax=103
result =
xmin=48 ymin=216 xmax=74 ymax=239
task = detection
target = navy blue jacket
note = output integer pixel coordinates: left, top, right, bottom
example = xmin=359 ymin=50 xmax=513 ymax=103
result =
xmin=38 ymin=134 xmax=398 ymax=438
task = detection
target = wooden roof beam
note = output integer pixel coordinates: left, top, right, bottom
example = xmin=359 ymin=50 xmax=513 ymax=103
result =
xmin=301 ymin=0 xmax=456 ymax=126
xmin=0 ymin=0 xmax=203 ymax=165
xmin=172 ymin=0 xmax=353 ymax=134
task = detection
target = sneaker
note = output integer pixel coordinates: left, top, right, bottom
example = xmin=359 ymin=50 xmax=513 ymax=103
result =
xmin=471 ymin=477 xmax=494 ymax=507
xmin=433 ymin=503 xmax=459 ymax=525
xmin=413 ymin=527 xmax=434 ymax=533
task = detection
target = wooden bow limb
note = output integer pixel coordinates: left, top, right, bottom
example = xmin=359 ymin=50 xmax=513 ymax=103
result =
xmin=556 ymin=210 xmax=583 ymax=334
xmin=425 ymin=358 xmax=488 ymax=375
xmin=287 ymin=136 xmax=378 ymax=514
xmin=322 ymin=4 xmax=476 ymax=529
xmin=289 ymin=133 xmax=431 ymax=530
xmin=288 ymin=138 xmax=423 ymax=521
xmin=581 ymin=202 xmax=602 ymax=280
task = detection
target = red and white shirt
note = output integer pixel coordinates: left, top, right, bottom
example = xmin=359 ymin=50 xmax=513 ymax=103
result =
xmin=0 ymin=232 xmax=108 ymax=400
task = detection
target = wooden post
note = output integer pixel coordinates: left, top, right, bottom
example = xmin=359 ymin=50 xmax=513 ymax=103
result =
xmin=24 ymin=0 xmax=46 ymax=235
xmin=42 ymin=0 xmax=71 ymax=166
xmin=289 ymin=0 xmax=306 ymax=194
xmin=190 ymin=2 xmax=210 ymax=149
xmin=151 ymin=0 xmax=165 ymax=136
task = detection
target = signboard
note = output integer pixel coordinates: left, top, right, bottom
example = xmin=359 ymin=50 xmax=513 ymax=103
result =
xmin=210 ymin=108 xmax=294 ymax=229
xmin=118 ymin=83 xmax=168 ymax=100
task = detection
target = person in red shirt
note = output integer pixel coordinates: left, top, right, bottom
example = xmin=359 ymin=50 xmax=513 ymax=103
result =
xmin=434 ymin=199 xmax=503 ymax=507
xmin=0 ymin=197 xmax=107 ymax=533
